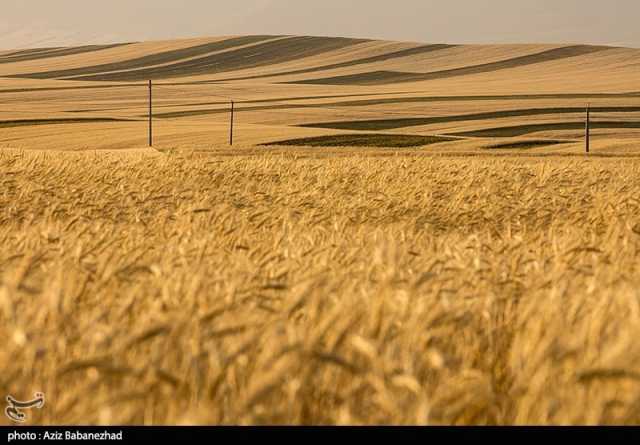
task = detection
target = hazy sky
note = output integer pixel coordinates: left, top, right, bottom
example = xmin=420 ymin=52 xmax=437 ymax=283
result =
xmin=1 ymin=0 xmax=639 ymax=49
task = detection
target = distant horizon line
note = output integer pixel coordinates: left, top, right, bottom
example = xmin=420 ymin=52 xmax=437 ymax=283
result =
xmin=2 ymin=33 xmax=638 ymax=52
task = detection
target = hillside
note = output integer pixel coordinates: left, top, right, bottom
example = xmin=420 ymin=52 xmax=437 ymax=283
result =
xmin=0 ymin=35 xmax=638 ymax=151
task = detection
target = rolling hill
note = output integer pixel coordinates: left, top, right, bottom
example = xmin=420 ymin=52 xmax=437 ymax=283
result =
xmin=0 ymin=35 xmax=638 ymax=151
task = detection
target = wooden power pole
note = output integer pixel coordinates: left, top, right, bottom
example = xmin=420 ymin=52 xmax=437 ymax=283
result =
xmin=585 ymin=104 xmax=590 ymax=154
xmin=148 ymin=80 xmax=153 ymax=147
xmin=230 ymin=100 xmax=235 ymax=146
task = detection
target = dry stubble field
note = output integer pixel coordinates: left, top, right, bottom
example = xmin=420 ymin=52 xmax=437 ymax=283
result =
xmin=1 ymin=148 xmax=640 ymax=425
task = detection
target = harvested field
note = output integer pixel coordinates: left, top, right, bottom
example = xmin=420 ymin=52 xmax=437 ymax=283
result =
xmin=62 ymin=36 xmax=370 ymax=82
xmin=301 ymin=107 xmax=640 ymax=131
xmin=452 ymin=121 xmax=640 ymax=138
xmin=216 ymin=44 xmax=456 ymax=82
xmin=0 ymin=43 xmax=132 ymax=65
xmin=12 ymin=36 xmax=279 ymax=80
xmin=288 ymin=45 xmax=613 ymax=85
xmin=0 ymin=35 xmax=638 ymax=152
xmin=0 ymin=117 xmax=137 ymax=129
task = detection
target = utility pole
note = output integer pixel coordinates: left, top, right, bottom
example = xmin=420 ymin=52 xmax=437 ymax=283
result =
xmin=230 ymin=100 xmax=234 ymax=146
xmin=585 ymin=104 xmax=590 ymax=154
xmin=148 ymin=80 xmax=153 ymax=147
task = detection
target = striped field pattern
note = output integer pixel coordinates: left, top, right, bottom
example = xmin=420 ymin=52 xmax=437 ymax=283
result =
xmin=0 ymin=35 xmax=638 ymax=151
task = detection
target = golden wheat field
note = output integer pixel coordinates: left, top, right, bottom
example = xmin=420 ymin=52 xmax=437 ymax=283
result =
xmin=1 ymin=34 xmax=640 ymax=426
xmin=1 ymin=148 xmax=640 ymax=425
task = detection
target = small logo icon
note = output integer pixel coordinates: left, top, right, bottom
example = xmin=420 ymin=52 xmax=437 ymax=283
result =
xmin=5 ymin=392 xmax=45 ymax=423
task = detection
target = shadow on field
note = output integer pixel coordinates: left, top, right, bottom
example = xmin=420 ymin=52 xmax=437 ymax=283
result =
xmin=452 ymin=121 xmax=640 ymax=137
xmin=261 ymin=134 xmax=455 ymax=148
xmin=300 ymin=107 xmax=640 ymax=131
xmin=0 ymin=43 xmax=131 ymax=65
xmin=288 ymin=45 xmax=612 ymax=85
xmin=484 ymin=140 xmax=573 ymax=150
xmin=43 ymin=36 xmax=370 ymax=82
xmin=0 ymin=117 xmax=138 ymax=128
xmin=12 ymin=36 xmax=277 ymax=80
